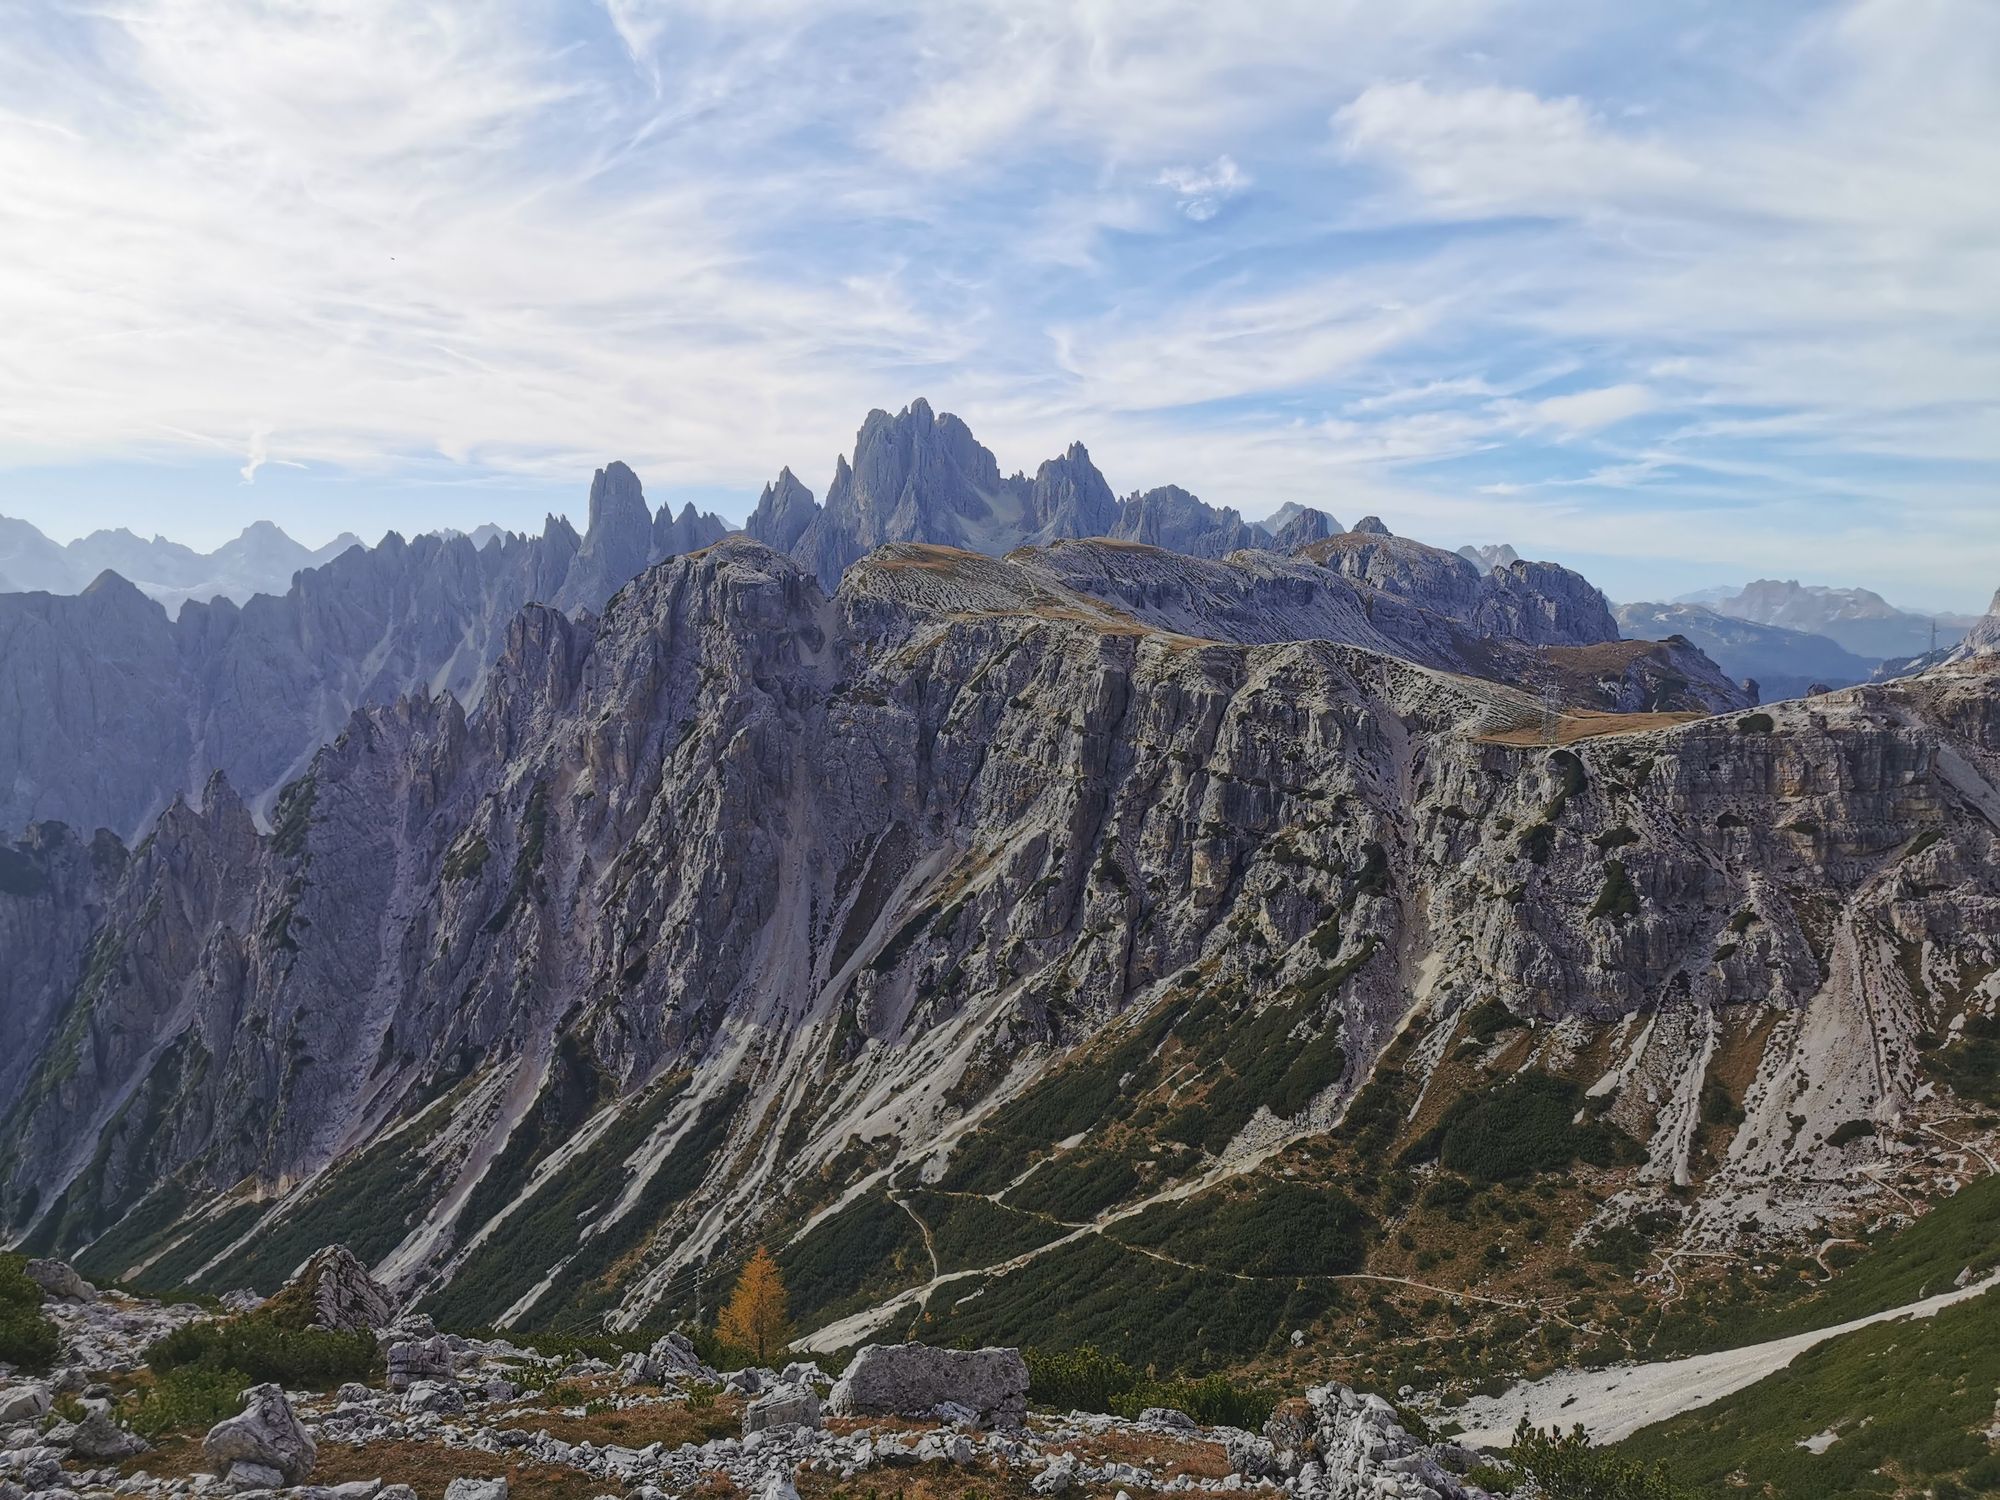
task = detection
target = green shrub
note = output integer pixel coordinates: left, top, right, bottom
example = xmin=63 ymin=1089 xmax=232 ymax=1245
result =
xmin=1025 ymin=1344 xmax=1273 ymax=1428
xmin=128 ymin=1364 xmax=251 ymax=1438
xmin=1587 ymin=861 xmax=1640 ymax=922
xmin=0 ymin=1254 xmax=59 ymax=1371
xmin=1510 ymin=1420 xmax=1693 ymax=1498
xmin=1736 ymin=713 xmax=1775 ymax=735
xmin=1407 ymin=1074 xmax=1637 ymax=1184
xmin=146 ymin=1314 xmax=379 ymax=1390
xmin=1462 ymin=998 xmax=1521 ymax=1044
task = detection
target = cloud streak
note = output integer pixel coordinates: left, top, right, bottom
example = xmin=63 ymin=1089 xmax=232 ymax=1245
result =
xmin=0 ymin=0 xmax=1994 ymax=607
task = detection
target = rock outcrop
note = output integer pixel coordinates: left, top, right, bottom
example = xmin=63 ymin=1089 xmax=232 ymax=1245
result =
xmin=277 ymin=1247 xmax=397 ymax=1332
xmin=828 ymin=1345 xmax=1028 ymax=1428
xmin=23 ymin=1259 xmax=95 ymax=1302
xmin=748 ymin=402 xmax=1273 ymax=588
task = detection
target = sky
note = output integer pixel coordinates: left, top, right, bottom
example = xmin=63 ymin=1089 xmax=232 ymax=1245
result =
xmin=1 ymin=0 xmax=1996 ymax=610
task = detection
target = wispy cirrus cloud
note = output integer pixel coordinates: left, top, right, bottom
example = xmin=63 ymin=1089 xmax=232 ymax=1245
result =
xmin=0 ymin=0 xmax=1994 ymax=608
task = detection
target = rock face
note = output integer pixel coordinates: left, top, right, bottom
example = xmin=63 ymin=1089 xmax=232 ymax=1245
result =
xmin=1261 ymin=1384 xmax=1492 ymax=1499
xmin=63 ymin=1408 xmax=148 ymax=1459
xmin=202 ymin=1383 xmax=317 ymax=1485
xmin=386 ymin=1334 xmax=455 ymax=1391
xmin=1954 ymin=587 xmax=2000 ymax=658
xmin=1298 ymin=531 xmax=1619 ymax=648
xmin=281 ymin=1247 xmax=396 ymax=1332
xmin=747 ymin=402 xmax=1272 ymax=589
xmin=743 ymin=1383 xmax=822 ymax=1433
xmin=2 ymin=533 xmax=1994 ymax=1349
xmin=0 ymin=466 xmax=727 ymax=840
xmin=829 ymin=1345 xmax=1028 ymax=1428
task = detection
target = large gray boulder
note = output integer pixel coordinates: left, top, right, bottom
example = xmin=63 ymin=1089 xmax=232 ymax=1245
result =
xmin=23 ymin=1260 xmax=95 ymax=1302
xmin=385 ymin=1334 xmax=454 ymax=1391
xmin=827 ymin=1343 xmax=1028 ymax=1428
xmin=203 ymin=1383 xmax=316 ymax=1485
xmin=0 ymin=1385 xmax=51 ymax=1424
xmin=63 ymin=1409 xmax=148 ymax=1459
xmin=742 ymin=1383 xmax=821 ymax=1434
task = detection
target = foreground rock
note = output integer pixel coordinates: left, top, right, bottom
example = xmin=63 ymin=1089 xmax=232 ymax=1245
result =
xmin=829 ymin=1343 xmax=1028 ymax=1428
xmin=743 ymin=1382 xmax=822 ymax=1434
xmin=1246 ymin=1383 xmax=1493 ymax=1500
xmin=23 ymin=1260 xmax=95 ymax=1302
xmin=203 ymin=1382 xmax=317 ymax=1486
xmin=278 ymin=1246 xmax=396 ymax=1332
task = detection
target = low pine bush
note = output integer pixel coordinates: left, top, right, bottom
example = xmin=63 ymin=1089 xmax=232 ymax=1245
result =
xmin=0 ymin=1254 xmax=60 ymax=1372
xmin=1507 ymin=1420 xmax=1693 ymax=1498
xmin=1025 ymin=1345 xmax=1273 ymax=1429
xmin=128 ymin=1364 xmax=251 ymax=1438
xmin=146 ymin=1313 xmax=378 ymax=1390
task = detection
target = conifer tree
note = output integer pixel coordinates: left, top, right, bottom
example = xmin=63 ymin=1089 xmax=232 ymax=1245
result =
xmin=717 ymin=1246 xmax=793 ymax=1363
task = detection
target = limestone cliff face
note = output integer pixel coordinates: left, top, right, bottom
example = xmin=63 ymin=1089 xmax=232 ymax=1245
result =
xmin=0 ymin=470 xmax=727 ymax=840
xmin=748 ymin=403 xmax=1276 ymax=588
xmin=3 ymin=537 xmax=1995 ymax=1335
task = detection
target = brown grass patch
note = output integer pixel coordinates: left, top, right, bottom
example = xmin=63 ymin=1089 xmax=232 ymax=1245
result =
xmin=797 ymin=1459 xmax=1066 ymax=1500
xmin=1041 ymin=1427 xmax=1232 ymax=1482
xmin=1478 ymin=709 xmax=1704 ymax=746
xmin=123 ymin=1435 xmax=617 ymax=1500
xmin=495 ymin=1395 xmax=744 ymax=1448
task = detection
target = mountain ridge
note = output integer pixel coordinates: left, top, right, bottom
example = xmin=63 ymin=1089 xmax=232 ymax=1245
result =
xmin=4 ymin=536 xmax=1995 ymax=1375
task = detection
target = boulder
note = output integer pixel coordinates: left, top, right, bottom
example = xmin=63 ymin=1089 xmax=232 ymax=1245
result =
xmin=402 ymin=1379 xmax=464 ymax=1415
xmin=828 ymin=1343 xmax=1028 ymax=1428
xmin=1029 ymin=1455 xmax=1076 ymax=1495
xmin=218 ymin=1290 xmax=264 ymax=1315
xmin=227 ymin=1460 xmax=286 ymax=1491
xmin=1139 ymin=1407 xmax=1195 ymax=1430
xmin=22 ymin=1260 xmax=95 ymax=1303
xmin=385 ymin=1335 xmax=454 ymax=1392
xmin=0 ymin=1386 xmax=51 ymax=1424
xmin=64 ymin=1409 xmax=148 ymax=1459
xmin=647 ymin=1331 xmax=716 ymax=1384
xmin=1225 ymin=1432 xmax=1279 ymax=1479
xmin=443 ymin=1480 xmax=507 ymax=1500
xmin=203 ymin=1384 xmax=317 ymax=1485
xmin=742 ymin=1384 xmax=821 ymax=1434
xmin=274 ymin=1247 xmax=396 ymax=1332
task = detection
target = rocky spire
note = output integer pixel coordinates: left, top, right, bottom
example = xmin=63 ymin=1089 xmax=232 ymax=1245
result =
xmin=746 ymin=467 xmax=820 ymax=554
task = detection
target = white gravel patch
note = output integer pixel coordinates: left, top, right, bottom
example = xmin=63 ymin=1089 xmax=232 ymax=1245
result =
xmin=1454 ymin=1273 xmax=1999 ymax=1447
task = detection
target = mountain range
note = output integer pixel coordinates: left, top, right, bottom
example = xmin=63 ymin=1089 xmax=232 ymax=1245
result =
xmin=0 ymin=515 xmax=365 ymax=615
xmin=3 ymin=402 xmax=2000 ymax=1456
xmin=0 ymin=402 xmax=1713 ymax=843
xmin=742 ymin=399 xmax=1330 ymax=587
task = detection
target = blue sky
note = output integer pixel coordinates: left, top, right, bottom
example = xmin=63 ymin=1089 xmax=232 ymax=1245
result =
xmin=1 ymin=0 xmax=1995 ymax=609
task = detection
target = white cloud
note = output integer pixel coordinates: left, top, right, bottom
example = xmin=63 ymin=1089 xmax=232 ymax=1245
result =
xmin=1519 ymin=384 xmax=1656 ymax=434
xmin=1334 ymin=80 xmax=1692 ymax=218
xmin=0 ymin=0 xmax=1996 ymax=606
xmin=1156 ymin=156 xmax=1250 ymax=221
